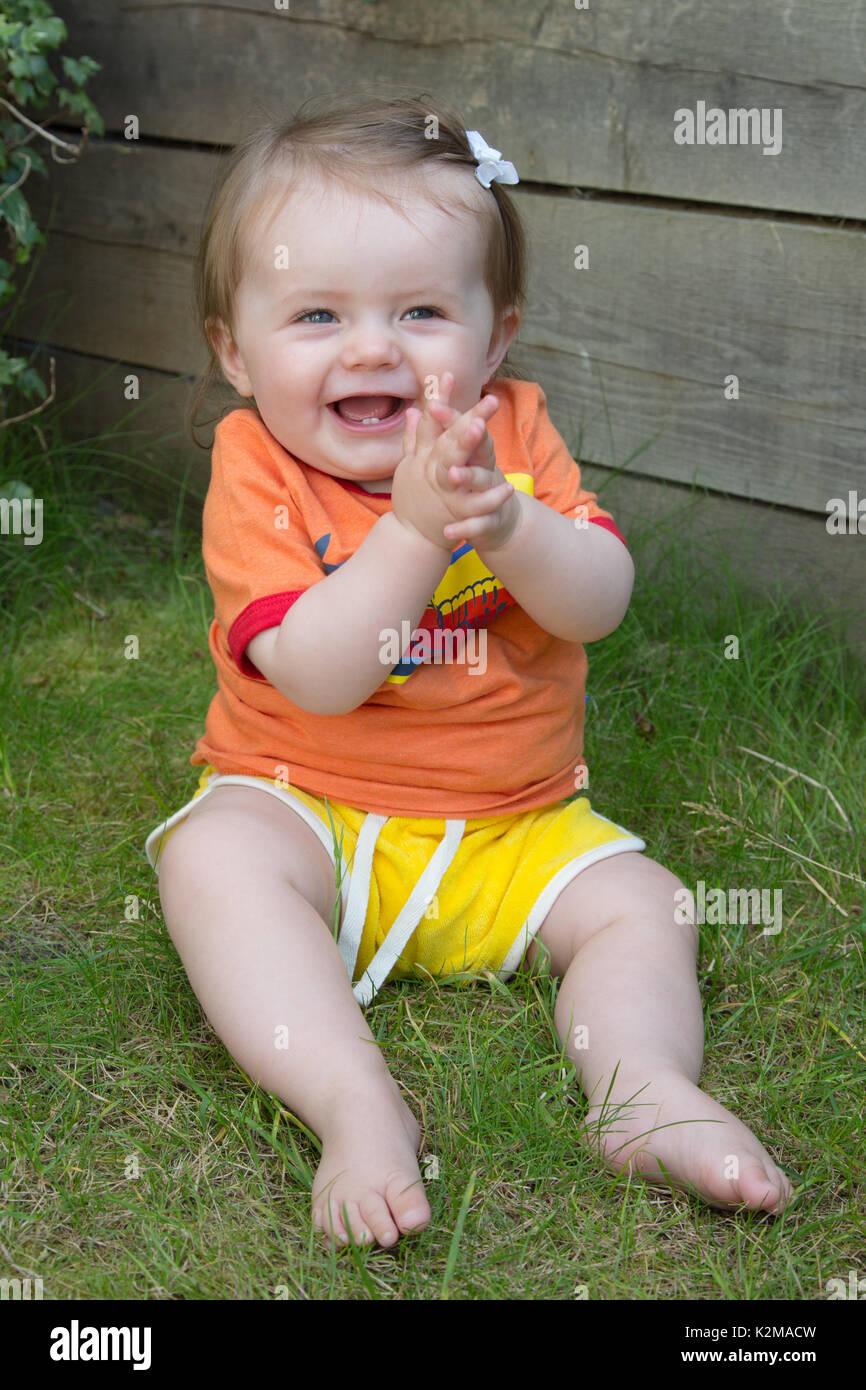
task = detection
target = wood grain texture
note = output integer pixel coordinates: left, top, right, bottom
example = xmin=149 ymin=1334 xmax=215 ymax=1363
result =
xmin=54 ymin=0 xmax=866 ymax=217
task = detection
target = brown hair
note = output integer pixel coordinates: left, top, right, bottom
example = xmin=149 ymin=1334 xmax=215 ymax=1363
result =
xmin=188 ymin=92 xmax=529 ymax=448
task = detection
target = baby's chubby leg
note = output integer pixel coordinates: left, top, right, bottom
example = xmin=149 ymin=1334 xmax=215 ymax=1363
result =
xmin=523 ymin=852 xmax=793 ymax=1212
xmin=155 ymin=785 xmax=431 ymax=1248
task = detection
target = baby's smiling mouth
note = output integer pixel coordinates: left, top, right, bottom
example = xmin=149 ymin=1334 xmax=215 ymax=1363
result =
xmin=329 ymin=394 xmax=407 ymax=424
xmin=327 ymin=394 xmax=413 ymax=434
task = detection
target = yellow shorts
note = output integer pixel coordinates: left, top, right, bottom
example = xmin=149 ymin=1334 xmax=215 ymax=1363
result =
xmin=144 ymin=766 xmax=645 ymax=1005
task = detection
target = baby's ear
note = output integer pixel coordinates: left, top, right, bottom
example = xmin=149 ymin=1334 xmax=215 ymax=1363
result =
xmin=208 ymin=317 xmax=253 ymax=396
xmin=204 ymin=318 xmax=222 ymax=353
xmin=486 ymin=304 xmax=521 ymax=375
xmin=206 ymin=315 xmax=231 ymax=358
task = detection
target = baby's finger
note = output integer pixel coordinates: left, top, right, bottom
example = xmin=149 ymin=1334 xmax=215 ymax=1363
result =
xmin=447 ymin=462 xmax=506 ymax=492
xmin=453 ymin=402 xmax=498 ymax=477
xmin=426 ymin=371 xmax=462 ymax=427
xmin=445 ymin=479 xmax=515 ymax=521
xmin=402 ymin=406 xmax=421 ymax=455
xmin=441 ymin=391 xmax=498 ymax=433
xmin=443 ymin=510 xmax=510 ymax=543
xmin=448 ymin=410 xmax=493 ymax=462
xmin=412 ymin=396 xmax=443 ymax=452
xmin=427 ymin=396 xmax=459 ymax=429
xmin=431 ymin=387 xmax=499 ymax=439
xmin=466 ymin=424 xmax=497 ymax=474
xmin=431 ymin=420 xmax=487 ymax=491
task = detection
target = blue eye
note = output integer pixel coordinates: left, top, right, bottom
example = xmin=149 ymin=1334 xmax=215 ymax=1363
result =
xmin=404 ymin=306 xmax=440 ymax=320
xmin=296 ymin=309 xmax=335 ymax=324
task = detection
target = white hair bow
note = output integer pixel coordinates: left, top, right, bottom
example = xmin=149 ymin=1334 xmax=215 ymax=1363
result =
xmin=465 ymin=129 xmax=520 ymax=189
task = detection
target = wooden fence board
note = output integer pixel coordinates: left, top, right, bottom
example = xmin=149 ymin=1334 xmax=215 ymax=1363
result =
xmin=54 ymin=0 xmax=866 ymax=218
xmin=20 ymin=143 xmax=865 ymax=514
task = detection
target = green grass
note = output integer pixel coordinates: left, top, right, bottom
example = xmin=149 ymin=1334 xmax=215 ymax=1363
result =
xmin=1 ymin=412 xmax=864 ymax=1301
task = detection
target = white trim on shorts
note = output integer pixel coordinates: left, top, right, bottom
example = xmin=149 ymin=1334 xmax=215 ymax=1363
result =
xmin=144 ymin=772 xmax=355 ymax=928
xmin=497 ymin=815 xmax=647 ymax=978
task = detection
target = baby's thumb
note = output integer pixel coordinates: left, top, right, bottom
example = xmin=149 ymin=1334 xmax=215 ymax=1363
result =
xmin=402 ymin=406 xmax=420 ymax=453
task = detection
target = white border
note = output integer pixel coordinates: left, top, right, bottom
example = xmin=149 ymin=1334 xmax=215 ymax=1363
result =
xmin=498 ymin=815 xmax=647 ymax=976
xmin=144 ymin=772 xmax=353 ymax=926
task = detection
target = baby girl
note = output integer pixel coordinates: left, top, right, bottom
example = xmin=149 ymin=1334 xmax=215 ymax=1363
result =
xmin=145 ymin=95 xmax=792 ymax=1248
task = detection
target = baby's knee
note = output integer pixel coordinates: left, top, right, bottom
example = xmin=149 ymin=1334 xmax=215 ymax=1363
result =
xmin=618 ymin=856 xmax=700 ymax=951
xmin=672 ymin=881 xmax=700 ymax=951
xmin=645 ymin=865 xmax=700 ymax=955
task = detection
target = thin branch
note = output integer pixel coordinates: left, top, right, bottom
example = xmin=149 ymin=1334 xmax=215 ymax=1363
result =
xmin=0 ymin=152 xmax=31 ymax=204
xmin=51 ymin=120 xmax=93 ymax=164
xmin=0 ymin=356 xmax=57 ymax=430
xmin=0 ymin=96 xmax=89 ymax=164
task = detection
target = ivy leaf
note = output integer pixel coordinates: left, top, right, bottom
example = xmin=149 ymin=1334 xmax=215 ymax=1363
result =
xmin=16 ymin=365 xmax=47 ymax=399
xmin=62 ymin=53 xmax=101 ymax=84
xmin=12 ymin=79 xmax=36 ymax=106
xmin=27 ymin=17 xmax=67 ymax=51
xmin=29 ymin=52 xmax=57 ymax=97
xmin=0 ymin=187 xmax=31 ymax=241
xmin=55 ymin=86 xmax=95 ymax=123
xmin=0 ymin=480 xmax=36 ymax=503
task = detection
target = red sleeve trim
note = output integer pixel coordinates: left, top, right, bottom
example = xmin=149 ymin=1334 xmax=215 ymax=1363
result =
xmin=588 ymin=514 xmax=628 ymax=548
xmin=228 ymin=590 xmax=307 ymax=678
xmin=335 ymin=477 xmax=392 ymax=496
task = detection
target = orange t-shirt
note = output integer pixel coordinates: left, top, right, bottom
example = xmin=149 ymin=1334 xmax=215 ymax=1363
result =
xmin=192 ymin=378 xmax=628 ymax=816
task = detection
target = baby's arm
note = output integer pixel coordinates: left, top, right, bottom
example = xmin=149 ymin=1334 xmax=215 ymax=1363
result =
xmin=248 ymin=392 xmax=509 ymax=715
xmin=474 ymin=498 xmax=635 ymax=644
xmin=247 ymin=513 xmax=449 ymax=715
xmin=422 ymin=380 xmax=634 ymax=645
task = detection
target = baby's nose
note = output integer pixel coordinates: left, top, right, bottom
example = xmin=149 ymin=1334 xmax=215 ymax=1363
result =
xmin=340 ymin=322 xmax=401 ymax=369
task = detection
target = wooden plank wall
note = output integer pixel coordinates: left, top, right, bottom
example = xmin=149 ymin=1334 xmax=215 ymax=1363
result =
xmin=9 ymin=0 xmax=866 ymax=651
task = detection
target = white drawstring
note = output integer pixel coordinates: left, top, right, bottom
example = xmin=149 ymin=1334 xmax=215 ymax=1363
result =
xmin=336 ymin=812 xmax=388 ymax=981
xmin=146 ymin=773 xmax=469 ymax=1007
xmin=349 ymin=816 xmax=466 ymax=1006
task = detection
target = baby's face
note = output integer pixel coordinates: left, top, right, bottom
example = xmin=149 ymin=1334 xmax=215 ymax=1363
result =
xmin=212 ymin=168 xmax=519 ymax=492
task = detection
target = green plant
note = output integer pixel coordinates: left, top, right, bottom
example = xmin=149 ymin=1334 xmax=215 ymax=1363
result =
xmin=0 ymin=0 xmax=104 ymax=425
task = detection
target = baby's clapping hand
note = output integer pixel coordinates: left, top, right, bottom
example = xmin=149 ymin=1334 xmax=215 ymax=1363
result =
xmin=391 ymin=372 xmax=519 ymax=552
xmin=427 ymin=372 xmax=521 ymax=549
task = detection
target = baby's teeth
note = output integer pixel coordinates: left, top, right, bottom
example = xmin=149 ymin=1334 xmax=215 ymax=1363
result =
xmin=362 ymin=416 xmax=381 ymax=424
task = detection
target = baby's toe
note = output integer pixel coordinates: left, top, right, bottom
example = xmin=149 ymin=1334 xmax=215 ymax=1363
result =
xmin=761 ymin=1162 xmax=793 ymax=1213
xmin=312 ymin=1194 xmax=362 ymax=1247
xmin=312 ymin=1207 xmax=339 ymax=1245
xmin=358 ymin=1193 xmax=400 ymax=1248
xmin=336 ymin=1200 xmax=375 ymax=1246
xmin=735 ymin=1155 xmax=786 ymax=1212
xmin=384 ymin=1172 xmax=431 ymax=1235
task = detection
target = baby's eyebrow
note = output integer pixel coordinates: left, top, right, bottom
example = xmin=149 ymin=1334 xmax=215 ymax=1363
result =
xmin=277 ymin=288 xmax=348 ymax=305
xmin=277 ymin=287 xmax=463 ymax=307
xmin=407 ymin=291 xmax=463 ymax=305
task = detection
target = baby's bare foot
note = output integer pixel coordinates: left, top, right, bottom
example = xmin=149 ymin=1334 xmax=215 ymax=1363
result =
xmin=582 ymin=1067 xmax=793 ymax=1213
xmin=312 ymin=1080 xmax=431 ymax=1249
